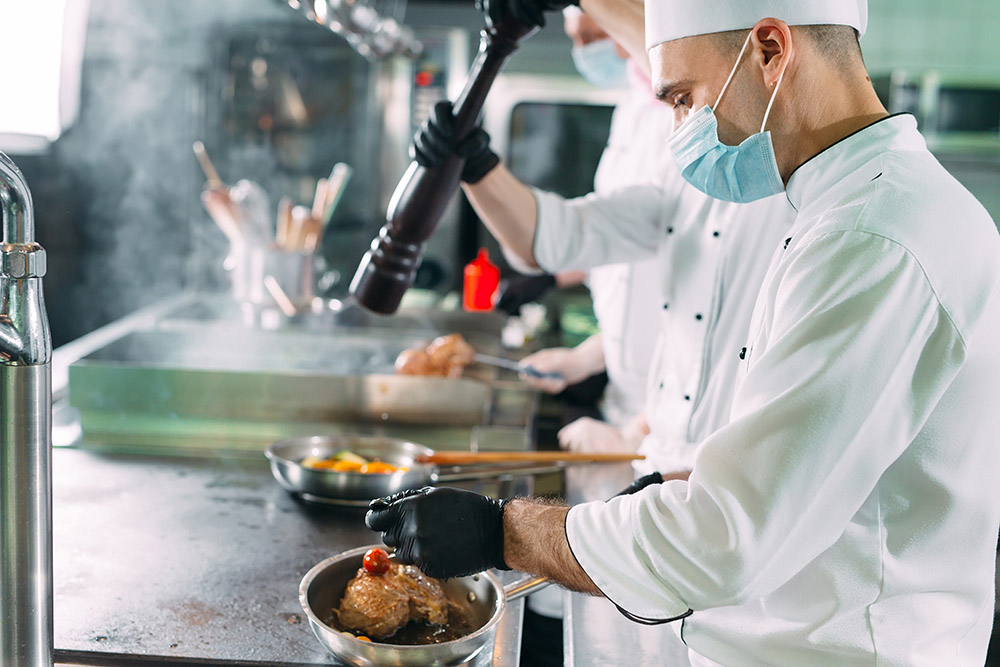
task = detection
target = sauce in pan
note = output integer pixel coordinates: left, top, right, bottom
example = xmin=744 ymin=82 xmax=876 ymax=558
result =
xmin=326 ymin=598 xmax=479 ymax=645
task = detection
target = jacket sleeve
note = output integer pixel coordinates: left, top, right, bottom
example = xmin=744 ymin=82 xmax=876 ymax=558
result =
xmin=532 ymin=185 xmax=663 ymax=273
xmin=565 ymin=230 xmax=968 ymax=619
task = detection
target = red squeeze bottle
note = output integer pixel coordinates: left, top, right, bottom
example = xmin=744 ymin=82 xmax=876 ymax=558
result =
xmin=463 ymin=248 xmax=500 ymax=311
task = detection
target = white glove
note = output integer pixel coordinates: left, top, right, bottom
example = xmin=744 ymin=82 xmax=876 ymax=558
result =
xmin=558 ymin=417 xmax=630 ymax=453
xmin=517 ymin=347 xmax=579 ymax=393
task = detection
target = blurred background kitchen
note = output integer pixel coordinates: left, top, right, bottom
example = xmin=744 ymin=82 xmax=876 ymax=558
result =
xmin=2 ymin=1 xmax=1000 ymax=665
xmin=4 ymin=0 xmax=995 ymax=348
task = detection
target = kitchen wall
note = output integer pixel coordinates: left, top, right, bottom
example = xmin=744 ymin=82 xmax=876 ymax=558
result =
xmin=863 ymin=0 xmax=1000 ymax=80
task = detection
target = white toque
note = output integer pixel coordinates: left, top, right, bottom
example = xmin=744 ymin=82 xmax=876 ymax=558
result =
xmin=644 ymin=0 xmax=868 ymax=50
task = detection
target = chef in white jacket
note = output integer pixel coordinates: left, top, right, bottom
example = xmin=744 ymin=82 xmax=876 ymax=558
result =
xmin=517 ymin=7 xmax=667 ymax=442
xmin=368 ymin=0 xmax=1000 ymax=664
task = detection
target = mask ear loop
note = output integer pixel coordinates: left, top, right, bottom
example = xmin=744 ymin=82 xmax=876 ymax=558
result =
xmin=760 ymin=59 xmax=787 ymax=132
xmin=713 ymin=30 xmax=753 ymax=111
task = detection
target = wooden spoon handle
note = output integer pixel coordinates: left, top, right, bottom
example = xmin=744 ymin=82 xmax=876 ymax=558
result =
xmin=416 ymin=451 xmax=643 ymax=465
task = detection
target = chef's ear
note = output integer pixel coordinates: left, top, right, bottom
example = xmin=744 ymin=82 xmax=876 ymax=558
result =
xmin=749 ymin=18 xmax=792 ymax=90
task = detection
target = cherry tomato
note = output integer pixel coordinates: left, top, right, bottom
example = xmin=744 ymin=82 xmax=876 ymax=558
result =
xmin=363 ymin=548 xmax=391 ymax=575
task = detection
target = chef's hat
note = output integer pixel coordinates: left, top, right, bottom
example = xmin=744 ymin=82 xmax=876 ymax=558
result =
xmin=645 ymin=0 xmax=867 ymax=51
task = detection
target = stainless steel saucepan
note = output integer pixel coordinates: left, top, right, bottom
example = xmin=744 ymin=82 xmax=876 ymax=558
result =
xmin=299 ymin=545 xmax=550 ymax=666
xmin=265 ymin=435 xmax=562 ymax=506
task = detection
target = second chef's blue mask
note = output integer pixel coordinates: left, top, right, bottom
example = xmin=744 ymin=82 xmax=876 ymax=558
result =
xmin=666 ymin=31 xmax=787 ymax=203
xmin=572 ymin=39 xmax=628 ymax=90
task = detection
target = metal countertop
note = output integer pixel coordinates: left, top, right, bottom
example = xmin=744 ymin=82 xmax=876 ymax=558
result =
xmin=53 ymin=447 xmax=524 ymax=666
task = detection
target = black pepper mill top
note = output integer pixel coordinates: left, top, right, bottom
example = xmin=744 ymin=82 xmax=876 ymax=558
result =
xmin=349 ymin=16 xmax=538 ymax=314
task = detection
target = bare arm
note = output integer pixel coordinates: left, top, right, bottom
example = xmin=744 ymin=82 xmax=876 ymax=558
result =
xmin=461 ymin=164 xmax=540 ymax=268
xmin=502 ymin=498 xmax=603 ymax=595
xmin=579 ymin=0 xmax=647 ymax=74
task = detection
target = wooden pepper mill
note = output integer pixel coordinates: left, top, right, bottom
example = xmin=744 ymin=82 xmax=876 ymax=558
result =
xmin=349 ymin=16 xmax=539 ymax=314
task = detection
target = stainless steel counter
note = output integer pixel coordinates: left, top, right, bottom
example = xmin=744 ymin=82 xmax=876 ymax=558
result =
xmin=52 ymin=447 xmax=526 ymax=666
xmin=561 ymin=464 xmax=692 ymax=667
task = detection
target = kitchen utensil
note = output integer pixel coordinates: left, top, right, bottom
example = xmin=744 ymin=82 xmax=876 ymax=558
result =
xmin=229 ymin=179 xmax=273 ymax=245
xmin=200 ymin=189 xmax=244 ymax=245
xmin=322 ymin=162 xmax=352 ymax=225
xmin=263 ymin=274 xmax=298 ymax=317
xmin=311 ymin=177 xmax=328 ymax=219
xmin=192 ymin=141 xmax=223 ymax=188
xmin=265 ymin=435 xmax=565 ymax=506
xmin=349 ymin=16 xmax=539 ymax=314
xmin=231 ymin=245 xmax=315 ymax=308
xmin=299 ymin=545 xmax=550 ymax=667
xmin=473 ymin=353 xmax=564 ymax=380
xmin=415 ymin=451 xmax=643 ymax=465
xmin=276 ymin=196 xmax=292 ymax=248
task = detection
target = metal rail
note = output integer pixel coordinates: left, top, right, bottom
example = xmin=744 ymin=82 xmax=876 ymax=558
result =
xmin=1 ymin=150 xmax=54 ymax=667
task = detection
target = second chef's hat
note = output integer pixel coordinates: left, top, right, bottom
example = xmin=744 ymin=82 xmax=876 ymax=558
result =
xmin=645 ymin=0 xmax=868 ymax=50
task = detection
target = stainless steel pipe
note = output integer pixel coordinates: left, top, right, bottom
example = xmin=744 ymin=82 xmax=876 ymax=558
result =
xmin=0 ymin=151 xmax=53 ymax=667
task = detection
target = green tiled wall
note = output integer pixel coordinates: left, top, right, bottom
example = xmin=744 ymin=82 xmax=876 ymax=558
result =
xmin=863 ymin=0 xmax=1000 ymax=80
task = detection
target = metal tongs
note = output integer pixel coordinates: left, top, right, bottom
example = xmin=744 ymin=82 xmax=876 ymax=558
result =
xmin=473 ymin=353 xmax=564 ymax=380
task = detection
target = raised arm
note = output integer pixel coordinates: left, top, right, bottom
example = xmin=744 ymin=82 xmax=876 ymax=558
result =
xmin=579 ymin=0 xmax=647 ymax=72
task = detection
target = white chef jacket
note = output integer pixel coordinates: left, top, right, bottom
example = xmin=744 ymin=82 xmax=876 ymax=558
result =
xmin=533 ymin=165 xmax=796 ymax=472
xmin=566 ymin=115 xmax=1000 ymax=665
xmin=585 ymin=67 xmax=675 ymax=427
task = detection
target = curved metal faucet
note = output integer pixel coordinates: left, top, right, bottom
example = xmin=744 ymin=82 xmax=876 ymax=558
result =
xmin=0 ymin=151 xmax=53 ymax=667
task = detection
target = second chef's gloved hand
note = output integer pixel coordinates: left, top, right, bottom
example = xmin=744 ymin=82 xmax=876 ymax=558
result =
xmin=411 ymin=101 xmax=500 ymax=184
xmin=496 ymin=273 xmax=557 ymax=315
xmin=366 ymin=486 xmax=511 ymax=578
xmin=476 ymin=0 xmax=578 ymax=29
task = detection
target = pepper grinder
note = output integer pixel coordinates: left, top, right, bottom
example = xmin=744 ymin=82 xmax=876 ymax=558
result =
xmin=349 ymin=16 xmax=538 ymax=314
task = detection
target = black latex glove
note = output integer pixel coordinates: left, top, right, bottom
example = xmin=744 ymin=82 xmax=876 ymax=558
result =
xmin=411 ymin=100 xmax=500 ymax=184
xmin=496 ymin=273 xmax=556 ymax=315
xmin=614 ymin=471 xmax=663 ymax=497
xmin=365 ymin=486 xmax=511 ymax=579
xmin=476 ymin=0 xmax=577 ymax=29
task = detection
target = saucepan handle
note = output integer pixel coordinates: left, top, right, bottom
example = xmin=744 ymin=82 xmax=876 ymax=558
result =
xmin=503 ymin=575 xmax=551 ymax=601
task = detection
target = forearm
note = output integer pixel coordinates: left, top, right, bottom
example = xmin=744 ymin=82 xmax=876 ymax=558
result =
xmin=462 ymin=165 xmax=540 ymax=268
xmin=503 ymin=498 xmax=602 ymax=595
xmin=578 ymin=0 xmax=647 ymax=74
xmin=571 ymin=333 xmax=607 ymax=377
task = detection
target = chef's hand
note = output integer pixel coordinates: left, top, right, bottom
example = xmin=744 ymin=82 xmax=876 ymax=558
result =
xmin=518 ymin=347 xmax=590 ymax=393
xmin=558 ymin=417 xmax=630 ymax=453
xmin=365 ymin=486 xmax=510 ymax=578
xmin=496 ymin=273 xmax=556 ymax=315
xmin=411 ymin=101 xmax=500 ymax=184
xmin=476 ymin=0 xmax=577 ymax=29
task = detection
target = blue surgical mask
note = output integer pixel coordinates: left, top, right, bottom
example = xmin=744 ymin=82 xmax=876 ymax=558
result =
xmin=666 ymin=31 xmax=787 ymax=203
xmin=571 ymin=39 xmax=628 ymax=90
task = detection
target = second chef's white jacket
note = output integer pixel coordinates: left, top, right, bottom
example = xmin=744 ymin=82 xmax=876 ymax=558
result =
xmin=584 ymin=66 xmax=677 ymax=427
xmin=565 ymin=115 xmax=1000 ymax=665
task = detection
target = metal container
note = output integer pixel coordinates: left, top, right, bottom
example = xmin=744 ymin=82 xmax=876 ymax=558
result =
xmin=299 ymin=545 xmax=549 ymax=667
xmin=230 ymin=244 xmax=315 ymax=308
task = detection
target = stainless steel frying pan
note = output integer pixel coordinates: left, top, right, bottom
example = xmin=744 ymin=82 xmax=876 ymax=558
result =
xmin=265 ymin=435 xmax=561 ymax=506
xmin=299 ymin=545 xmax=549 ymax=666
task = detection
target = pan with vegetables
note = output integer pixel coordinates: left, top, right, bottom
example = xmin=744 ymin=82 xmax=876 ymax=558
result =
xmin=265 ymin=435 xmax=642 ymax=506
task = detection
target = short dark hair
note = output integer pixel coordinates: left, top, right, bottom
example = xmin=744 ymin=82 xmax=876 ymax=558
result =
xmin=712 ymin=24 xmax=863 ymax=68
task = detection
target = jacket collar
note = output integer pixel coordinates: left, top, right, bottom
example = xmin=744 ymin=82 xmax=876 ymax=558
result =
xmin=785 ymin=114 xmax=924 ymax=213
